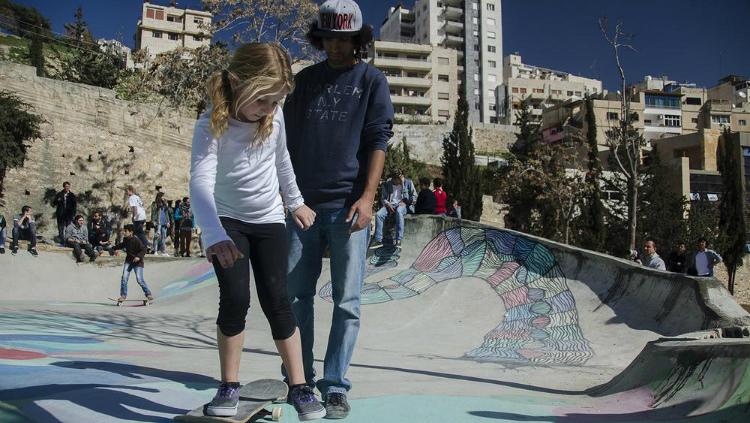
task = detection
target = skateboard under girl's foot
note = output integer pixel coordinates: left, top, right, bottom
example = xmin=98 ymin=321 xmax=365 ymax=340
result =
xmin=175 ymin=379 xmax=288 ymax=422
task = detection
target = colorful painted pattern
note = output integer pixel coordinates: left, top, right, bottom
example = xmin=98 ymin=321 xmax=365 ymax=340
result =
xmin=321 ymin=227 xmax=594 ymax=365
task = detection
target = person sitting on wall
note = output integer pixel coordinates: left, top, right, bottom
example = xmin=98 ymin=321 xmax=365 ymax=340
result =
xmin=371 ymin=169 xmax=417 ymax=248
xmin=11 ymin=205 xmax=38 ymax=256
xmin=414 ymin=177 xmax=437 ymax=215
xmin=89 ymin=210 xmax=114 ymax=256
xmin=65 ymin=214 xmax=97 ymax=263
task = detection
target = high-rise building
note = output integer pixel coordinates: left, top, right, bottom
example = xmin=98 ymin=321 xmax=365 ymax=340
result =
xmin=380 ymin=0 xmax=503 ymax=124
xmin=135 ymin=2 xmax=212 ymax=58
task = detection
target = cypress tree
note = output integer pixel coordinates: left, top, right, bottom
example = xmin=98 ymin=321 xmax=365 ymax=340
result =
xmin=717 ymin=129 xmax=747 ymax=295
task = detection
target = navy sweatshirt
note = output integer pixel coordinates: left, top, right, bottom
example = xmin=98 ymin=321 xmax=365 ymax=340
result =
xmin=283 ymin=60 xmax=394 ymax=209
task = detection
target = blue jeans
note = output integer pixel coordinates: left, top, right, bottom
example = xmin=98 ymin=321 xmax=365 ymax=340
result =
xmin=0 ymin=227 xmax=5 ymax=247
xmin=120 ymin=263 xmax=152 ymax=297
xmin=12 ymin=222 xmax=36 ymax=249
xmin=152 ymin=224 xmax=169 ymax=253
xmin=374 ymin=204 xmax=407 ymax=242
xmin=285 ymin=208 xmax=369 ymax=396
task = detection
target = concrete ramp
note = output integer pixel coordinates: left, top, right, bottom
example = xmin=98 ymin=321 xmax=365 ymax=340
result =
xmin=1 ymin=216 xmax=749 ymax=422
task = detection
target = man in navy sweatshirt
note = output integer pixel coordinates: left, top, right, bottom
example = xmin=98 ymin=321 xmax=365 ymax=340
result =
xmin=282 ymin=0 xmax=394 ymax=418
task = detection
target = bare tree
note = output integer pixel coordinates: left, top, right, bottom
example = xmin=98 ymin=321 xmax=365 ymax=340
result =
xmin=599 ymin=17 xmax=646 ymax=251
xmin=202 ymin=0 xmax=320 ymax=62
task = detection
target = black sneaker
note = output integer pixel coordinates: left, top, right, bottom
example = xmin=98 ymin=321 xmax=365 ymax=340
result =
xmin=29 ymin=248 xmax=38 ymax=257
xmin=206 ymin=382 xmax=241 ymax=417
xmin=324 ymin=392 xmax=350 ymax=419
xmin=395 ymin=239 xmax=402 ymax=247
xmin=11 ymin=246 xmax=18 ymax=255
xmin=289 ymin=384 xmax=326 ymax=421
xmin=0 ymin=247 xmax=5 ymax=254
xmin=368 ymin=239 xmax=383 ymax=249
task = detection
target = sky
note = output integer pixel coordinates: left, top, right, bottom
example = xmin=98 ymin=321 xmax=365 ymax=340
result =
xmin=10 ymin=0 xmax=750 ymax=91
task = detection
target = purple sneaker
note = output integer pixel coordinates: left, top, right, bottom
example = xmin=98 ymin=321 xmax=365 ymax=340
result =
xmin=206 ymin=382 xmax=241 ymax=417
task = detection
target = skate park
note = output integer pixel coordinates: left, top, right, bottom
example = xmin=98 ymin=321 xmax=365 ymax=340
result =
xmin=1 ymin=215 xmax=749 ymax=423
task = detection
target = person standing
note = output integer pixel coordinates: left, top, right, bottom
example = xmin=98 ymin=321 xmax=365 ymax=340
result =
xmin=190 ymin=43 xmax=325 ymax=420
xmin=666 ymin=241 xmax=688 ymax=273
xmin=282 ymin=0 xmax=394 ymax=417
xmin=126 ymin=185 xmax=149 ymax=250
xmin=150 ymin=192 xmax=173 ymax=255
xmin=53 ymin=181 xmax=77 ymax=245
xmin=179 ymin=196 xmax=194 ymax=257
xmin=640 ymin=238 xmax=666 ymax=271
xmin=173 ymin=199 xmax=183 ymax=256
xmin=687 ymin=237 xmax=723 ymax=277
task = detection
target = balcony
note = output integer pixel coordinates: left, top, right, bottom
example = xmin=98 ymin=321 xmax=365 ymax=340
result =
xmin=386 ymin=76 xmax=432 ymax=88
xmin=395 ymin=113 xmax=432 ymax=124
xmin=391 ymin=95 xmax=432 ymax=106
xmin=442 ymin=6 xmax=463 ymax=20
xmin=373 ymin=57 xmax=432 ymax=71
xmin=442 ymin=20 xmax=464 ymax=34
xmin=440 ymin=34 xmax=464 ymax=48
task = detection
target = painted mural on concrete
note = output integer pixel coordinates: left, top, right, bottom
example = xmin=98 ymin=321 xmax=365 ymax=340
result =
xmin=320 ymin=227 xmax=594 ymax=365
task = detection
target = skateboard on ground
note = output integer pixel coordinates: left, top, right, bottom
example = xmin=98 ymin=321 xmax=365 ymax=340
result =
xmin=174 ymin=378 xmax=288 ymax=422
xmin=107 ymin=297 xmax=152 ymax=307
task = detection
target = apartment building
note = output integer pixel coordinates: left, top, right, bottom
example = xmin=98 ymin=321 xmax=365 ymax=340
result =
xmin=368 ymin=40 xmax=458 ymax=123
xmin=500 ymin=53 xmax=602 ymax=125
xmin=380 ymin=0 xmax=503 ymax=124
xmin=135 ymin=2 xmax=212 ymax=58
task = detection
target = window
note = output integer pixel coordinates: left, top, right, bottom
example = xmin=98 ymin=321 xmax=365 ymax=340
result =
xmin=146 ymin=7 xmax=163 ymax=19
xmin=551 ymin=89 xmax=562 ymax=95
xmin=474 ymin=73 xmax=479 ymax=81
xmin=194 ymin=17 xmax=204 ymax=25
xmin=519 ymin=87 xmax=527 ymax=94
xmin=167 ymin=14 xmax=181 ymax=22
xmin=438 ymin=74 xmax=449 ymax=82
xmin=438 ymin=57 xmax=449 ymax=65
xmin=685 ymin=97 xmax=702 ymax=105
xmin=574 ymin=91 xmax=582 ymax=96
xmin=489 ymin=103 xmax=497 ymax=111
xmin=487 ymin=3 xmax=496 ymax=11
xmin=438 ymin=109 xmax=451 ymax=117
xmin=487 ymin=31 xmax=496 ymax=39
xmin=472 ymin=17 xmax=478 ymax=25
xmin=487 ymin=45 xmax=496 ymax=53
xmin=488 ymin=74 xmax=497 ymax=82
xmin=473 ymin=44 xmax=480 ymax=52
xmin=665 ymin=114 xmax=681 ymax=127
xmin=475 ymin=103 xmax=480 ymax=110
xmin=512 ymin=87 xmax=519 ymax=93
xmin=438 ymin=92 xmax=450 ymax=100
xmin=711 ymin=115 xmax=730 ymax=124
xmin=472 ymin=2 xmax=478 ymax=10
xmin=644 ymin=119 xmax=652 ymax=124
xmin=472 ymin=30 xmax=479 ymax=37
xmin=533 ymin=88 xmax=544 ymax=94
xmin=607 ymin=112 xmax=619 ymax=120
xmin=567 ymin=91 xmax=574 ymax=96
xmin=740 ymin=119 xmax=748 ymax=126
xmin=487 ymin=89 xmax=495 ymax=97
xmin=474 ymin=88 xmax=479 ymax=95
xmin=489 ymin=60 xmax=496 ymax=68
xmin=168 ymin=33 xmax=179 ymax=40
xmin=486 ymin=18 xmax=496 ymax=26
xmin=692 ymin=117 xmax=698 ymax=123
xmin=645 ymin=94 xmax=680 ymax=109
xmin=152 ymin=30 xmax=163 ymax=38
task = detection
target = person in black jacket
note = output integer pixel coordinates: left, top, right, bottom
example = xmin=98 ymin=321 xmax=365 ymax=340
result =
xmin=113 ymin=224 xmax=153 ymax=302
xmin=53 ymin=181 xmax=77 ymax=245
xmin=414 ymin=177 xmax=437 ymax=215
xmin=666 ymin=241 xmax=688 ymax=273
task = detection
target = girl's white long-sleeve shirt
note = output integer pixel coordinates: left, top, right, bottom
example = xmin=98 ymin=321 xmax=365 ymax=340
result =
xmin=189 ymin=106 xmax=304 ymax=249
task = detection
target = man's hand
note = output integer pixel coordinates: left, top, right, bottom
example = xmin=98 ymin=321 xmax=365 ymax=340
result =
xmin=291 ymin=205 xmax=316 ymax=231
xmin=398 ymin=201 xmax=407 ymax=208
xmin=133 ymin=257 xmax=140 ymax=263
xmin=385 ymin=203 xmax=395 ymax=214
xmin=206 ymin=240 xmax=243 ymax=269
xmin=346 ymin=196 xmax=374 ymax=232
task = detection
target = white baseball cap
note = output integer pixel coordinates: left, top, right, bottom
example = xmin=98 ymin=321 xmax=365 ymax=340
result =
xmin=314 ymin=0 xmax=363 ymax=38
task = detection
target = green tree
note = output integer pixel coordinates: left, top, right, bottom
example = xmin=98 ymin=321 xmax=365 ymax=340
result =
xmin=0 ymin=0 xmax=52 ymax=38
xmin=60 ymin=6 xmax=121 ymax=89
xmin=717 ymin=129 xmax=747 ymax=295
xmin=441 ymin=93 xmax=482 ymax=221
xmin=575 ymin=96 xmax=607 ymax=251
xmin=0 ymin=90 xmax=42 ymax=199
xmin=29 ymin=33 xmax=44 ymax=76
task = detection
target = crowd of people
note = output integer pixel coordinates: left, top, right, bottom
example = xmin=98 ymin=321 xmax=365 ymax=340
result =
xmin=634 ymin=237 xmax=723 ymax=277
xmin=370 ymin=170 xmax=462 ymax=248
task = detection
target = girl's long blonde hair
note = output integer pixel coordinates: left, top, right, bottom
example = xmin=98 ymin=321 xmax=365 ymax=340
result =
xmin=207 ymin=43 xmax=294 ymax=144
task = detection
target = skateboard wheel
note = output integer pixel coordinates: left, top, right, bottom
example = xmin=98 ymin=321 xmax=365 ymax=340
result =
xmin=272 ymin=407 xmax=282 ymax=421
xmin=117 ymin=302 xmax=123 ymax=307
xmin=143 ymin=300 xmax=149 ymax=306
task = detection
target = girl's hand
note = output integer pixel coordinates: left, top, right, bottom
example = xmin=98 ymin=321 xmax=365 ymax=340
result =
xmin=206 ymin=240 xmax=244 ymax=268
xmin=292 ymin=205 xmax=316 ymax=231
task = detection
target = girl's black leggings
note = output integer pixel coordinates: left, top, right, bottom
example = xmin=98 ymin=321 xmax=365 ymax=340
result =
xmin=213 ymin=217 xmax=296 ymax=340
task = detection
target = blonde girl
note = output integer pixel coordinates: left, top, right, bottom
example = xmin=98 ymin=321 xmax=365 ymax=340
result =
xmin=189 ymin=43 xmax=325 ymax=420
